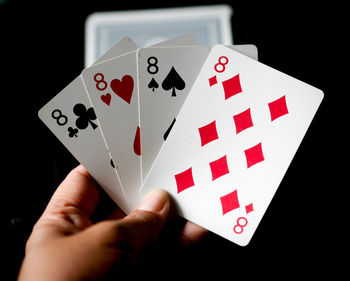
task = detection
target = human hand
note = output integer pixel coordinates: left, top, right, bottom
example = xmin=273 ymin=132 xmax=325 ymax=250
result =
xmin=17 ymin=165 xmax=207 ymax=281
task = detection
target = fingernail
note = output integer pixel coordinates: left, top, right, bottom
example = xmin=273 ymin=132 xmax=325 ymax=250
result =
xmin=138 ymin=188 xmax=169 ymax=213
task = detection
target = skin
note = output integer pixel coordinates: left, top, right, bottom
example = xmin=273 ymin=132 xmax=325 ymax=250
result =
xmin=17 ymin=165 xmax=208 ymax=281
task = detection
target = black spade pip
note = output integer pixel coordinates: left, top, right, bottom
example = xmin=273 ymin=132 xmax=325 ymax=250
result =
xmin=161 ymin=66 xmax=185 ymax=97
xmin=148 ymin=78 xmax=159 ymax=91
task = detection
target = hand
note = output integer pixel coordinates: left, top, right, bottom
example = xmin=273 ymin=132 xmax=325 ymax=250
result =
xmin=17 ymin=165 xmax=207 ymax=281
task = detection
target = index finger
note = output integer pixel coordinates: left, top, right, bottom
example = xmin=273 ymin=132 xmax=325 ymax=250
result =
xmin=179 ymin=221 xmax=209 ymax=247
xmin=44 ymin=165 xmax=101 ymax=218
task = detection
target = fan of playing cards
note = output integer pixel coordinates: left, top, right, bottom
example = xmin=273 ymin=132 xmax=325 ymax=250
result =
xmin=39 ymin=33 xmax=323 ymax=246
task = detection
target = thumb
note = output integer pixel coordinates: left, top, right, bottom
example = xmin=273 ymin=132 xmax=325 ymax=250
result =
xmin=115 ymin=188 xmax=171 ymax=252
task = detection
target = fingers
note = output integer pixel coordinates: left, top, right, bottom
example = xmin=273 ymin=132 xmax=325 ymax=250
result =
xmin=115 ymin=188 xmax=170 ymax=252
xmin=88 ymin=189 xmax=170 ymax=259
xmin=179 ymin=221 xmax=209 ymax=247
xmin=116 ymin=188 xmax=207 ymax=249
xmin=107 ymin=206 xmax=126 ymax=220
xmin=45 ymin=165 xmax=101 ymax=217
xmin=30 ymin=165 xmax=101 ymax=243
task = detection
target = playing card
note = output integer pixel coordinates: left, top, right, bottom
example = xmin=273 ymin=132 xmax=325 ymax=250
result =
xmin=82 ymin=34 xmax=199 ymax=210
xmin=94 ymin=36 xmax=138 ymax=65
xmin=82 ymin=52 xmax=141 ymax=210
xmin=142 ymin=32 xmax=198 ymax=48
xmin=227 ymin=45 xmax=258 ymax=61
xmin=141 ymin=45 xmax=324 ymax=246
xmin=38 ymin=76 xmax=130 ymax=212
xmin=38 ymin=37 xmax=139 ymax=214
xmin=137 ymin=44 xmax=259 ymax=182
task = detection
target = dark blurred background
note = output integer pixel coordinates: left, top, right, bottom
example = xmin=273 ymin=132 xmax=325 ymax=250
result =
xmin=0 ymin=0 xmax=344 ymax=280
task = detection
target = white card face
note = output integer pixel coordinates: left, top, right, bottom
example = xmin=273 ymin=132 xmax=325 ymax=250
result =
xmin=226 ymin=44 xmax=258 ymax=60
xmin=138 ymin=45 xmax=259 ymax=182
xmin=81 ymin=34 xmax=201 ymax=210
xmin=38 ymin=37 xmax=140 ymax=214
xmin=148 ymin=33 xmax=198 ymax=48
xmin=94 ymin=37 xmax=138 ymax=65
xmin=82 ymin=52 xmax=142 ymax=210
xmin=138 ymin=46 xmax=211 ymax=181
xmin=38 ymin=76 xmax=129 ymax=213
xmin=92 ymin=33 xmax=197 ymax=66
xmin=141 ymin=45 xmax=324 ymax=246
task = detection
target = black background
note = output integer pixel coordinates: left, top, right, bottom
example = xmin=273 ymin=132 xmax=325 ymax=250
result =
xmin=0 ymin=0 xmax=345 ymax=280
